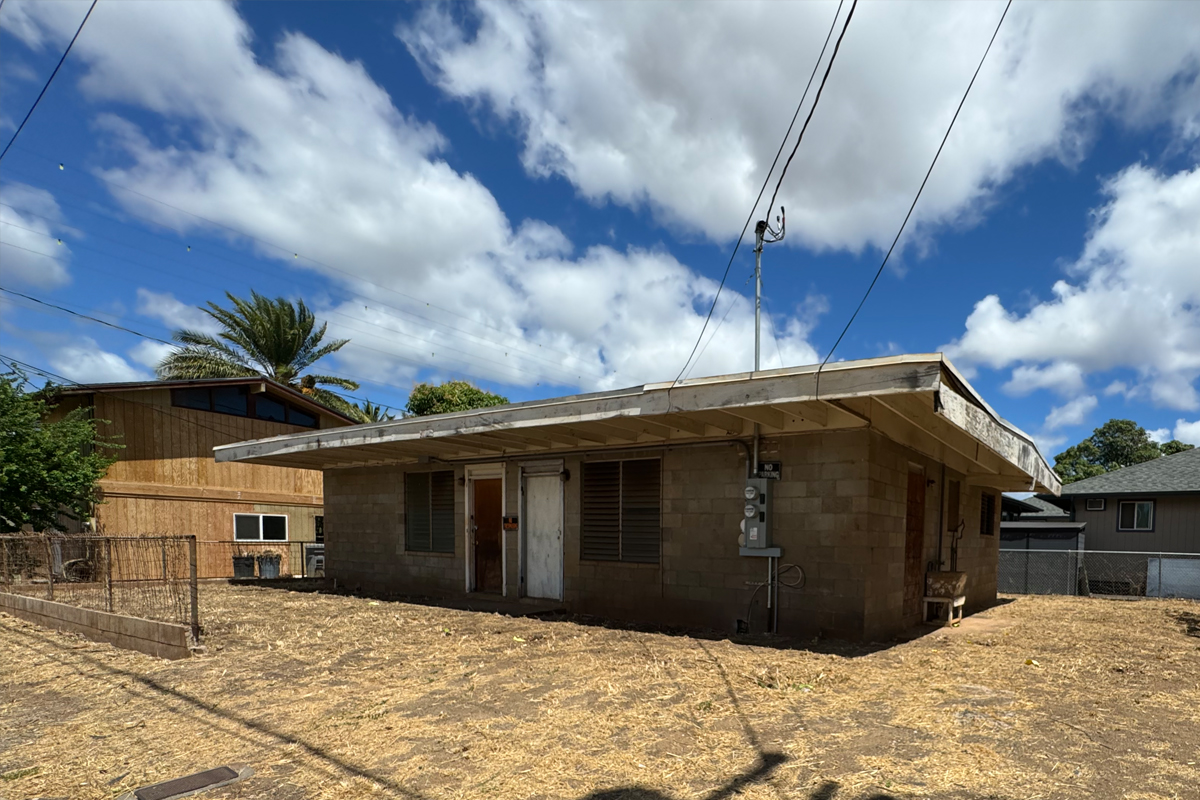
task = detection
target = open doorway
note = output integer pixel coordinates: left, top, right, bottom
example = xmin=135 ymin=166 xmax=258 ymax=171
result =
xmin=470 ymin=477 xmax=503 ymax=594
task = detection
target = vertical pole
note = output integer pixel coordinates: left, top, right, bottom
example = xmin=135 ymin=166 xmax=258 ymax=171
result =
xmin=44 ymin=536 xmax=54 ymax=601
xmin=104 ymin=538 xmax=113 ymax=612
xmin=188 ymin=536 xmax=200 ymax=644
xmin=161 ymin=543 xmax=168 ymax=581
xmin=752 ymin=223 xmax=765 ymax=476
xmin=1158 ymin=553 xmax=1163 ymax=598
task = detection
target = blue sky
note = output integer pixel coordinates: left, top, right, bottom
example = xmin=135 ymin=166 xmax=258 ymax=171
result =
xmin=2 ymin=0 xmax=1199 ymax=457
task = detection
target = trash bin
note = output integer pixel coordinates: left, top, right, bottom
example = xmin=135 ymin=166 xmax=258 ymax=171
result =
xmin=232 ymin=556 xmax=256 ymax=579
xmin=257 ymin=553 xmax=281 ymax=579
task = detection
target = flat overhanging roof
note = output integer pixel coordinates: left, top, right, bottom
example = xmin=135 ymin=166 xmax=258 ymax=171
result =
xmin=214 ymin=354 xmax=1061 ymax=495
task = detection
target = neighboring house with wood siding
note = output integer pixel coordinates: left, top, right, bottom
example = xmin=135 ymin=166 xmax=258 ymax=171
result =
xmin=216 ymin=355 xmax=1060 ymax=640
xmin=1055 ymin=447 xmax=1200 ymax=553
xmin=52 ymin=378 xmax=355 ymax=577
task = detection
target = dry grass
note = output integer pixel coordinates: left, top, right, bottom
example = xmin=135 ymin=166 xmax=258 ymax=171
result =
xmin=1 ymin=587 xmax=1198 ymax=800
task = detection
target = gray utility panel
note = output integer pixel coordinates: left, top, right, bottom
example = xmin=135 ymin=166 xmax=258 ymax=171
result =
xmin=742 ymin=478 xmax=773 ymax=548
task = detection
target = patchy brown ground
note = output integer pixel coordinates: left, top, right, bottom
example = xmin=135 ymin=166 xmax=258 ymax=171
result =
xmin=1 ymin=587 xmax=1198 ymax=800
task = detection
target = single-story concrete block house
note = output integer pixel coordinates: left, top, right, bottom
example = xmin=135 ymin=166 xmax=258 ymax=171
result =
xmin=216 ymin=355 xmax=1060 ymax=639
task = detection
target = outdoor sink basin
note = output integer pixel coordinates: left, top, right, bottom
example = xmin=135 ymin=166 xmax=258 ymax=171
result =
xmin=926 ymin=571 xmax=967 ymax=598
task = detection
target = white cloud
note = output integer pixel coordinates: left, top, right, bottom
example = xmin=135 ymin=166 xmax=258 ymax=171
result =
xmin=945 ymin=164 xmax=1200 ymax=411
xmin=0 ymin=182 xmax=73 ymax=288
xmin=1044 ymin=395 xmax=1098 ymax=431
xmin=4 ymin=1 xmax=820 ymax=392
xmin=1147 ymin=427 xmax=1172 ymax=444
xmin=1002 ymin=362 xmax=1086 ymax=397
xmin=399 ymin=1 xmax=1200 ymax=248
xmin=135 ymin=288 xmax=220 ymax=335
xmin=48 ymin=337 xmax=151 ymax=384
xmin=1031 ymin=433 xmax=1068 ymax=460
xmin=1174 ymin=419 xmax=1200 ymax=445
xmin=127 ymin=339 xmax=176 ymax=372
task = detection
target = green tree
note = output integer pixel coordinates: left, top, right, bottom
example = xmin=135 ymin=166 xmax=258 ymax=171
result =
xmin=1053 ymin=418 xmax=1169 ymax=484
xmin=157 ymin=291 xmax=359 ymax=417
xmin=0 ymin=372 xmax=120 ymax=532
xmin=405 ymin=381 xmax=509 ymax=417
xmin=1160 ymin=439 xmax=1196 ymax=456
xmin=357 ymin=400 xmax=395 ymax=423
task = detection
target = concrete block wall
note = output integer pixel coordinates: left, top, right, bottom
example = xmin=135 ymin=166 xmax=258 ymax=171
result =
xmin=324 ymin=464 xmax=465 ymax=596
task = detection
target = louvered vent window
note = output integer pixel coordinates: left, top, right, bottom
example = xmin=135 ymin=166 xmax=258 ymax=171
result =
xmin=581 ymin=459 xmax=661 ymax=564
xmin=980 ymin=492 xmax=996 ymax=536
xmin=405 ymin=471 xmax=456 ymax=553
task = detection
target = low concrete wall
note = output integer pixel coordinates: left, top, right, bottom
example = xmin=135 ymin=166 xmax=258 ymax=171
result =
xmin=0 ymin=592 xmax=192 ymax=659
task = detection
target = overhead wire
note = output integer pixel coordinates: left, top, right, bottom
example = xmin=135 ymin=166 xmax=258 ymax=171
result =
xmin=0 ymin=228 xmax=591 ymax=389
xmin=816 ymin=0 xmax=1012 ymax=388
xmin=5 ymin=148 xmax=598 ymax=372
xmin=673 ymin=0 xmax=849 ymax=385
xmin=0 ymin=185 xmax=600 ymax=382
xmin=0 ymin=0 xmax=97 ymax=162
xmin=0 ymin=352 xmax=363 ymax=440
xmin=0 ymin=287 xmax=395 ymax=411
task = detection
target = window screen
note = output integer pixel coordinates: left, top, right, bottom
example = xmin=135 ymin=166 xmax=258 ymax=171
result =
xmin=233 ymin=513 xmax=288 ymax=541
xmin=405 ymin=471 xmax=455 ymax=553
xmin=234 ymin=514 xmax=260 ymax=541
xmin=262 ymin=515 xmax=287 ymax=540
xmin=582 ymin=459 xmax=661 ymax=564
xmin=1118 ymin=500 xmax=1153 ymax=531
xmin=980 ymin=492 xmax=996 ymax=536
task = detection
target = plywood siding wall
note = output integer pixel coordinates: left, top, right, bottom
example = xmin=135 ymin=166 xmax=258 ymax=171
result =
xmin=94 ymin=390 xmax=323 ymax=497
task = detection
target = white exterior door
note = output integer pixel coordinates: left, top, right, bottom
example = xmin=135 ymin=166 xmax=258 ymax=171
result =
xmin=525 ymin=474 xmax=563 ymax=600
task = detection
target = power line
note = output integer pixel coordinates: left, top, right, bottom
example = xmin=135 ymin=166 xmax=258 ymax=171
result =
xmin=672 ymin=0 xmax=848 ymax=385
xmin=817 ymin=0 xmax=1012 ymax=383
xmin=7 ymin=148 xmax=596 ymax=369
xmin=0 ymin=288 xmax=393 ymax=410
xmin=762 ymin=0 xmax=858 ymax=224
xmin=0 ymin=232 xmax=591 ymax=388
xmin=0 ymin=285 xmax=174 ymax=345
xmin=0 ymin=189 xmax=601 ymax=381
xmin=0 ymin=0 xmax=97 ymax=162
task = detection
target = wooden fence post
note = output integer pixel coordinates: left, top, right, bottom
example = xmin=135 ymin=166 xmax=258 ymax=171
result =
xmin=104 ymin=538 xmax=114 ymax=612
xmin=188 ymin=536 xmax=200 ymax=644
xmin=43 ymin=536 xmax=54 ymax=601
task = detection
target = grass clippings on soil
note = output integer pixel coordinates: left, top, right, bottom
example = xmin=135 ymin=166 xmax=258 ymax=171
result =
xmin=0 ymin=587 xmax=1197 ymax=800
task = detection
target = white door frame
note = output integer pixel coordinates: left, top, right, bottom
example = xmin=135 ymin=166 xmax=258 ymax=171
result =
xmin=464 ymin=463 xmax=506 ymax=595
xmin=519 ymin=459 xmax=565 ymax=601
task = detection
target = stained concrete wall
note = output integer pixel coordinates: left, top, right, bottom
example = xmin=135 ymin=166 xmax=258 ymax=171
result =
xmin=322 ymin=428 xmax=1002 ymax=640
xmin=0 ymin=592 xmax=192 ymax=659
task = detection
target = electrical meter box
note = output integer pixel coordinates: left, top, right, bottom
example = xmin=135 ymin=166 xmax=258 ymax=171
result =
xmin=741 ymin=477 xmax=772 ymax=549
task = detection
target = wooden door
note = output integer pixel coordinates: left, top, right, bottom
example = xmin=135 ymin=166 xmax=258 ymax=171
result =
xmin=525 ymin=474 xmax=563 ymax=600
xmin=904 ymin=470 xmax=926 ymax=620
xmin=473 ymin=478 xmax=503 ymax=593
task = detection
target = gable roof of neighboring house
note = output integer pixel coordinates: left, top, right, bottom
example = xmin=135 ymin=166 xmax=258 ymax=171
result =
xmin=1059 ymin=446 xmax=1200 ymax=496
xmin=214 ymin=353 xmax=1062 ymax=495
xmin=1021 ymin=495 xmax=1071 ymax=517
xmin=54 ymin=376 xmax=359 ymax=425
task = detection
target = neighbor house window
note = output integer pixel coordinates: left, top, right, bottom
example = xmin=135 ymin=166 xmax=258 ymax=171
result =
xmin=1118 ymin=500 xmax=1154 ymax=531
xmin=581 ymin=458 xmax=661 ymax=564
xmin=979 ymin=492 xmax=996 ymax=536
xmin=234 ymin=513 xmax=288 ymax=541
xmin=405 ymin=471 xmax=455 ymax=553
xmin=1086 ymin=498 xmax=1106 ymax=512
xmin=171 ymin=386 xmax=320 ymax=428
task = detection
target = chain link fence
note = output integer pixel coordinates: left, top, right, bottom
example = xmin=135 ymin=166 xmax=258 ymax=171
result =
xmin=0 ymin=534 xmax=199 ymax=639
xmin=194 ymin=540 xmax=323 ymax=580
xmin=999 ymin=549 xmax=1200 ymax=599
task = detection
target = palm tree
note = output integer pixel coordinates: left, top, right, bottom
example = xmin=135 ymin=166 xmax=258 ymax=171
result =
xmin=356 ymin=400 xmax=395 ymax=422
xmin=157 ymin=291 xmax=360 ymax=417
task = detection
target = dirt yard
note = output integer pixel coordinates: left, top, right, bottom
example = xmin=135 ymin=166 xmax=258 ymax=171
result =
xmin=1 ymin=587 xmax=1197 ymax=800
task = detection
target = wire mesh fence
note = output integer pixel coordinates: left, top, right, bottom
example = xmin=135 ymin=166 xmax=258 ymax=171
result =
xmin=0 ymin=534 xmax=199 ymax=638
xmin=999 ymin=549 xmax=1200 ymax=599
